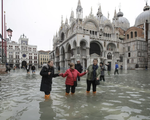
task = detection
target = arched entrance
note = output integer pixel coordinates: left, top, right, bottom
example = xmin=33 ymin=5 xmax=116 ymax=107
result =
xmin=90 ymin=42 xmax=102 ymax=56
xmin=22 ymin=61 xmax=27 ymax=68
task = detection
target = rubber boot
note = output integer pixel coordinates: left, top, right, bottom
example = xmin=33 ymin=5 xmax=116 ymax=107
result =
xmin=45 ymin=94 xmax=50 ymax=99
xmin=86 ymin=91 xmax=90 ymax=93
xmin=65 ymin=93 xmax=69 ymax=96
xmin=93 ymin=91 xmax=96 ymax=94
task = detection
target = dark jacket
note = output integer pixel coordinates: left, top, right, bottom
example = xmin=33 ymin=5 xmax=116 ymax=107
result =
xmin=31 ymin=66 xmax=36 ymax=70
xmin=75 ymin=64 xmax=83 ymax=73
xmin=86 ymin=64 xmax=101 ymax=81
xmin=26 ymin=65 xmax=30 ymax=70
xmin=100 ymin=65 xmax=105 ymax=75
xmin=40 ymin=64 xmax=59 ymax=92
xmin=105 ymin=64 xmax=111 ymax=71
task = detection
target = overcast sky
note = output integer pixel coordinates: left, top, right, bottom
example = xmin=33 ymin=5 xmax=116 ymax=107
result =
xmin=0 ymin=0 xmax=149 ymax=51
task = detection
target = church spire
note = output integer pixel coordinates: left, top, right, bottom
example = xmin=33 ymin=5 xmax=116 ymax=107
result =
xmin=97 ymin=4 xmax=103 ymax=17
xmin=78 ymin=0 xmax=81 ymax=6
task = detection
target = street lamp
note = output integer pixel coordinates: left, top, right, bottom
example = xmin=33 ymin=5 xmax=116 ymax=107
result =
xmin=0 ymin=28 xmax=13 ymax=63
xmin=6 ymin=28 xmax=13 ymax=40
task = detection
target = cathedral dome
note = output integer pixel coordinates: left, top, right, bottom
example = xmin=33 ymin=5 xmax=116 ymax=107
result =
xmin=135 ymin=3 xmax=150 ymax=27
xmin=97 ymin=15 xmax=108 ymax=24
xmin=115 ymin=9 xmax=130 ymax=30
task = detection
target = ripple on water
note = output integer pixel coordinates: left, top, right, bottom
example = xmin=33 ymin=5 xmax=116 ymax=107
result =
xmin=104 ymin=113 xmax=129 ymax=120
xmin=102 ymin=103 xmax=114 ymax=106
xmin=116 ymin=106 xmax=142 ymax=114
xmin=128 ymin=115 xmax=150 ymax=120
xmin=129 ymin=100 xmax=141 ymax=104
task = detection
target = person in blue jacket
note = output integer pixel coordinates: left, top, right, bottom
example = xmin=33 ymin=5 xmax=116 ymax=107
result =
xmin=114 ymin=62 xmax=119 ymax=75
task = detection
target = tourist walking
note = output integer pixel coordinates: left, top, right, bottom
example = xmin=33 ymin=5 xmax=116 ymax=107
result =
xmin=59 ymin=63 xmax=86 ymax=95
xmin=26 ymin=64 xmax=30 ymax=74
xmin=40 ymin=61 xmax=60 ymax=99
xmin=86 ymin=59 xmax=101 ymax=94
xmin=100 ymin=62 xmax=105 ymax=82
xmin=105 ymin=63 xmax=111 ymax=76
xmin=31 ymin=64 xmax=36 ymax=74
xmin=75 ymin=60 xmax=83 ymax=81
xmin=58 ymin=65 xmax=60 ymax=73
xmin=114 ymin=62 xmax=119 ymax=75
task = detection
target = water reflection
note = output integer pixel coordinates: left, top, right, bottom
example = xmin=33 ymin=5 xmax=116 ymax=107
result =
xmin=39 ymin=99 xmax=56 ymax=120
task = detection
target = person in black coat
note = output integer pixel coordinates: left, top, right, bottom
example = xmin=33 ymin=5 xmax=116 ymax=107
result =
xmin=31 ymin=65 xmax=36 ymax=74
xmin=75 ymin=60 xmax=83 ymax=81
xmin=40 ymin=60 xmax=60 ymax=99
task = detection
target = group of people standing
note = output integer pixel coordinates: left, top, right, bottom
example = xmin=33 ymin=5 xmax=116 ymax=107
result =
xmin=25 ymin=64 xmax=36 ymax=74
xmin=40 ymin=59 xmax=113 ymax=99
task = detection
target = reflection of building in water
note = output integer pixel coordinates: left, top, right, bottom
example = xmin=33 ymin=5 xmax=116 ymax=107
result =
xmin=49 ymin=0 xmax=150 ymax=70
xmin=7 ymin=34 xmax=38 ymax=68
xmin=39 ymin=100 xmax=56 ymax=120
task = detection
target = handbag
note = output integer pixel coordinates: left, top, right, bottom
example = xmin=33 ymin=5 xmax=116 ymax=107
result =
xmin=95 ymin=79 xmax=100 ymax=85
xmin=70 ymin=70 xmax=77 ymax=87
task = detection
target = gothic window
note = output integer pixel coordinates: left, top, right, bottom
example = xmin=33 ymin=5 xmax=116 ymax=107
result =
xmin=135 ymin=31 xmax=137 ymax=37
xmin=120 ymin=56 xmax=123 ymax=62
xmin=131 ymin=32 xmax=133 ymax=38
xmin=107 ymin=52 xmax=112 ymax=59
xmin=61 ymin=33 xmax=65 ymax=41
xmin=127 ymin=34 xmax=129 ymax=39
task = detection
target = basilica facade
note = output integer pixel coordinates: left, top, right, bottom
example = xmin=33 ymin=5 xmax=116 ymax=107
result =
xmin=49 ymin=0 xmax=150 ymax=70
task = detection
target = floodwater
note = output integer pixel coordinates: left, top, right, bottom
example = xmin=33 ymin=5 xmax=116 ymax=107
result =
xmin=0 ymin=69 xmax=150 ymax=120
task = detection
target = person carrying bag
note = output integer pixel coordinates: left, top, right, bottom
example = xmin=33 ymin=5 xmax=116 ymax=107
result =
xmin=59 ymin=63 xmax=87 ymax=95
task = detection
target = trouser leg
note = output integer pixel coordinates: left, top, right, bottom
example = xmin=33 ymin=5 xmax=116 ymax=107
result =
xmin=100 ymin=75 xmax=102 ymax=81
xmin=92 ymin=80 xmax=96 ymax=92
xmin=66 ymin=85 xmax=71 ymax=93
xmin=103 ymin=76 xmax=105 ymax=81
xmin=71 ymin=86 xmax=75 ymax=93
xmin=44 ymin=91 xmax=50 ymax=95
xmin=77 ymin=76 xmax=80 ymax=81
xmin=117 ymin=70 xmax=119 ymax=74
xmin=87 ymin=80 xmax=91 ymax=91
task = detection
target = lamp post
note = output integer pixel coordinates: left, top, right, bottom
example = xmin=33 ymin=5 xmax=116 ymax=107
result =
xmin=6 ymin=28 xmax=13 ymax=40
xmin=0 ymin=28 xmax=13 ymax=63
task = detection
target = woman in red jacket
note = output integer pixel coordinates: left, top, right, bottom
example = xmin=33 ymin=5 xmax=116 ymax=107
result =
xmin=59 ymin=63 xmax=86 ymax=95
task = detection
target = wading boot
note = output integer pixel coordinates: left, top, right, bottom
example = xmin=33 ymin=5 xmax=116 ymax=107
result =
xmin=65 ymin=93 xmax=69 ymax=96
xmin=86 ymin=91 xmax=90 ymax=93
xmin=45 ymin=94 xmax=50 ymax=99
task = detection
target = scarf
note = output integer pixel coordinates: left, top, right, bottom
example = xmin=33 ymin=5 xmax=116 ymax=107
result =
xmin=93 ymin=64 xmax=98 ymax=80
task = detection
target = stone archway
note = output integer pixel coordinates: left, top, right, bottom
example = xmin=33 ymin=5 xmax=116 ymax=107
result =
xmin=107 ymin=43 xmax=116 ymax=51
xmin=22 ymin=61 xmax=27 ymax=68
xmin=90 ymin=42 xmax=102 ymax=56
